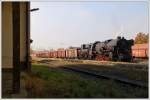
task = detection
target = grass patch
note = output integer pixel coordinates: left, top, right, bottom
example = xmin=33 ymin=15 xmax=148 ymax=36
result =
xmin=75 ymin=63 xmax=148 ymax=82
xmin=23 ymin=64 xmax=148 ymax=98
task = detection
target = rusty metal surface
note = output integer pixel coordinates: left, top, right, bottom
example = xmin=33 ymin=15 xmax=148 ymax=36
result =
xmin=57 ymin=49 xmax=66 ymax=58
xmin=36 ymin=51 xmax=49 ymax=58
xmin=132 ymin=44 xmax=148 ymax=49
xmin=53 ymin=51 xmax=58 ymax=58
xmin=132 ymin=44 xmax=148 ymax=58
xmin=49 ymin=51 xmax=54 ymax=58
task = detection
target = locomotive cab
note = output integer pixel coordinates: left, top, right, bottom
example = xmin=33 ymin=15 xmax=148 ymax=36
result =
xmin=116 ymin=37 xmax=134 ymax=62
xmin=79 ymin=44 xmax=92 ymax=59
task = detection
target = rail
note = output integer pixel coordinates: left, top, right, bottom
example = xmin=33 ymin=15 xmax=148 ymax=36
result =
xmin=61 ymin=66 xmax=148 ymax=88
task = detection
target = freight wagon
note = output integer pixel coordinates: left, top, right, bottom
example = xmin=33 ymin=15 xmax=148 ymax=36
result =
xmin=36 ymin=51 xmax=49 ymax=58
xmin=132 ymin=43 xmax=148 ymax=58
xmin=53 ymin=51 xmax=58 ymax=58
xmin=66 ymin=48 xmax=78 ymax=59
xmin=49 ymin=51 xmax=54 ymax=58
xmin=57 ymin=48 xmax=66 ymax=58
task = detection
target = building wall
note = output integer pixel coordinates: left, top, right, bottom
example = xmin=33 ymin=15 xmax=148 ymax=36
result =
xmin=2 ymin=2 xmax=13 ymax=68
xmin=20 ymin=2 xmax=27 ymax=63
xmin=2 ymin=2 xmax=30 ymax=93
xmin=2 ymin=2 xmax=30 ymax=69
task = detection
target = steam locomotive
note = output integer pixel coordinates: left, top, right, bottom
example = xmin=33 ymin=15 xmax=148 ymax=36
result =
xmin=35 ymin=37 xmax=134 ymax=62
xmin=78 ymin=37 xmax=134 ymax=62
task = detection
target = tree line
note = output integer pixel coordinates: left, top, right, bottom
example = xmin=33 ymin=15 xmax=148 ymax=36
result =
xmin=134 ymin=32 xmax=148 ymax=44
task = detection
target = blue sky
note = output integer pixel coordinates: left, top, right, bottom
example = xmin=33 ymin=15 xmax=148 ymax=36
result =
xmin=31 ymin=1 xmax=148 ymax=50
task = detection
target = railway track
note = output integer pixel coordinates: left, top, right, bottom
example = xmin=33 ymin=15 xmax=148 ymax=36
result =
xmin=35 ymin=59 xmax=148 ymax=88
xmin=60 ymin=66 xmax=148 ymax=88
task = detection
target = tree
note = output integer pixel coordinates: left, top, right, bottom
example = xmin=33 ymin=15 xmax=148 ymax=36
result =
xmin=134 ymin=32 xmax=149 ymax=44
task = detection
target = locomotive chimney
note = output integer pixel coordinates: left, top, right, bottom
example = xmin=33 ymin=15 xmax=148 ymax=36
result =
xmin=122 ymin=37 xmax=125 ymax=39
xmin=117 ymin=36 xmax=121 ymax=39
